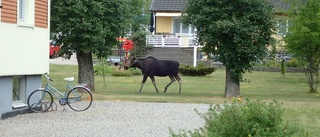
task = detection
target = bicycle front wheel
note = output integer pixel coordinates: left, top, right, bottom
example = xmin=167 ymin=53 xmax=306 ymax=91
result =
xmin=67 ymin=86 xmax=92 ymax=111
xmin=27 ymin=89 xmax=53 ymax=113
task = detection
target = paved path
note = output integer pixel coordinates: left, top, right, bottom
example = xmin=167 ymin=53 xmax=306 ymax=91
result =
xmin=49 ymin=54 xmax=78 ymax=65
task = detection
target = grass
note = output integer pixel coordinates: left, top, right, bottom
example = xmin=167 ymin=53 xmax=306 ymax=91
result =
xmin=48 ymin=64 xmax=320 ymax=136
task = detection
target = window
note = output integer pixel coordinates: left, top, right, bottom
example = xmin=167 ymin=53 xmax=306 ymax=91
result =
xmin=173 ymin=19 xmax=180 ymax=33
xmin=18 ymin=0 xmax=25 ymax=21
xmin=18 ymin=0 xmax=35 ymax=27
xmin=12 ymin=76 xmax=27 ymax=108
xmin=172 ymin=18 xmax=195 ymax=34
xmin=277 ymin=19 xmax=289 ymax=37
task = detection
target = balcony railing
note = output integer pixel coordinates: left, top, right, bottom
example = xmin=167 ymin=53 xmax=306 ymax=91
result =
xmin=146 ymin=35 xmax=198 ymax=47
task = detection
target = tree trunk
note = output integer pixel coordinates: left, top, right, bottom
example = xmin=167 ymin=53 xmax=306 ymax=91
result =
xmin=225 ymin=67 xmax=240 ymax=97
xmin=305 ymin=66 xmax=318 ymax=93
xmin=76 ymin=50 xmax=95 ymax=92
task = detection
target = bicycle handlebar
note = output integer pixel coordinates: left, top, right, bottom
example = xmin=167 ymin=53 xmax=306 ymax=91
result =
xmin=44 ymin=73 xmax=53 ymax=81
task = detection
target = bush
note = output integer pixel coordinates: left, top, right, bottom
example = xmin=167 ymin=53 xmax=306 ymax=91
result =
xmin=171 ymin=98 xmax=307 ymax=137
xmin=111 ymin=69 xmax=133 ymax=76
xmin=111 ymin=68 xmax=142 ymax=76
xmin=93 ymin=60 xmax=113 ymax=76
xmin=281 ymin=59 xmax=286 ymax=76
xmin=265 ymin=60 xmax=280 ymax=67
xmin=179 ymin=64 xmax=215 ymax=76
xmin=94 ymin=63 xmax=142 ymax=77
xmin=129 ymin=68 xmax=142 ymax=75
xmin=286 ymin=58 xmax=303 ymax=68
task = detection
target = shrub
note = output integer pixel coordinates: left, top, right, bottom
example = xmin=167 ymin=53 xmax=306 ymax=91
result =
xmin=93 ymin=60 xmax=113 ymax=76
xmin=281 ymin=59 xmax=286 ymax=76
xmin=179 ymin=64 xmax=215 ymax=76
xmin=129 ymin=68 xmax=142 ymax=75
xmin=171 ymin=98 xmax=307 ymax=137
xmin=265 ymin=60 xmax=280 ymax=67
xmin=111 ymin=68 xmax=142 ymax=76
xmin=286 ymin=58 xmax=303 ymax=68
xmin=111 ymin=69 xmax=133 ymax=76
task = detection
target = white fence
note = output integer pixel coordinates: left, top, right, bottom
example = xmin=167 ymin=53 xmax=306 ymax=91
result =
xmin=146 ymin=35 xmax=197 ymax=47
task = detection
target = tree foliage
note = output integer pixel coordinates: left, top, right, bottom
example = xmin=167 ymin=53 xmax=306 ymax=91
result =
xmin=51 ymin=0 xmax=132 ymax=59
xmin=50 ymin=0 xmax=139 ymax=91
xmin=284 ymin=0 xmax=320 ymax=93
xmin=182 ymin=0 xmax=275 ymax=97
xmin=129 ymin=0 xmax=151 ymax=32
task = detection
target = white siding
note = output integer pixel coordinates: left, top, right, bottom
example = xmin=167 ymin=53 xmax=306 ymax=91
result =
xmin=0 ymin=23 xmax=49 ymax=76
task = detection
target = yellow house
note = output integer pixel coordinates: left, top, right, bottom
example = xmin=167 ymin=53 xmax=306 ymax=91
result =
xmin=0 ymin=0 xmax=50 ymax=119
xmin=147 ymin=0 xmax=195 ymax=47
xmin=147 ymin=0 xmax=291 ymax=48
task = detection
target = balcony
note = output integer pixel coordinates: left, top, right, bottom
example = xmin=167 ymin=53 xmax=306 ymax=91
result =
xmin=146 ymin=34 xmax=198 ymax=47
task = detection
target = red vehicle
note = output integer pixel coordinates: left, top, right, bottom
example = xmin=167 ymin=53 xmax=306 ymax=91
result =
xmin=49 ymin=40 xmax=61 ymax=58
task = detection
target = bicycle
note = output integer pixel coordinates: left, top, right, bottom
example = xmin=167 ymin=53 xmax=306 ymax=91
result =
xmin=27 ymin=73 xmax=93 ymax=112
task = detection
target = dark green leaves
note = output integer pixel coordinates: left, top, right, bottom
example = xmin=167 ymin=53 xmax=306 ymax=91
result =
xmin=182 ymin=0 xmax=275 ymax=82
xmin=51 ymin=0 xmax=134 ymax=59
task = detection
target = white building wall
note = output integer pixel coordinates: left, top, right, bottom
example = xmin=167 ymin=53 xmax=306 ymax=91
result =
xmin=0 ymin=23 xmax=49 ymax=76
xmin=0 ymin=77 xmax=13 ymax=115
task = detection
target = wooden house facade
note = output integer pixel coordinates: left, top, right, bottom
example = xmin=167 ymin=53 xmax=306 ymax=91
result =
xmin=0 ymin=0 xmax=50 ymax=119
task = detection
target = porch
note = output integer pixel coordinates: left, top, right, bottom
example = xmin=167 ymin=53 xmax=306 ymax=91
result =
xmin=146 ymin=34 xmax=198 ymax=47
xmin=145 ymin=34 xmax=213 ymax=67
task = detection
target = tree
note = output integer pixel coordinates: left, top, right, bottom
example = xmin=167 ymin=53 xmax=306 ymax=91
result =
xmin=128 ymin=0 xmax=151 ymax=33
xmin=284 ymin=0 xmax=320 ymax=93
xmin=182 ymin=0 xmax=275 ymax=97
xmin=51 ymin=0 xmax=133 ymax=91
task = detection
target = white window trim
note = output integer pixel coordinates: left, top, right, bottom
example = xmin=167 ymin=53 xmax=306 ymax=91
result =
xmin=172 ymin=18 xmax=195 ymax=35
xmin=17 ymin=0 xmax=35 ymax=28
xmin=12 ymin=76 xmax=27 ymax=109
xmin=12 ymin=101 xmax=28 ymax=109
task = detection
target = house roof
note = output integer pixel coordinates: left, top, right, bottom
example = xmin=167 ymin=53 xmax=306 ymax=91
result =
xmin=150 ymin=0 xmax=188 ymax=12
xmin=150 ymin=0 xmax=290 ymax=13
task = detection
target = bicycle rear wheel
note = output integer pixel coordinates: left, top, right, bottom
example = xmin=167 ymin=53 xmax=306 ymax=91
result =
xmin=27 ymin=89 xmax=53 ymax=113
xmin=67 ymin=86 xmax=92 ymax=111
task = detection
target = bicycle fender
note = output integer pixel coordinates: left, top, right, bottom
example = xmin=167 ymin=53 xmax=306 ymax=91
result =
xmin=72 ymin=86 xmax=92 ymax=93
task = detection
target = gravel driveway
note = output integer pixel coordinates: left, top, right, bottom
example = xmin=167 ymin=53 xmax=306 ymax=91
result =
xmin=0 ymin=101 xmax=210 ymax=137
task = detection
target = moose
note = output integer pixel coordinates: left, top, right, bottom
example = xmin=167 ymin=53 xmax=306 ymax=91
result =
xmin=124 ymin=56 xmax=182 ymax=93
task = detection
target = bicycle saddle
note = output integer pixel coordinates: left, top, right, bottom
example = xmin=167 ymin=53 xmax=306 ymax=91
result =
xmin=64 ymin=77 xmax=74 ymax=81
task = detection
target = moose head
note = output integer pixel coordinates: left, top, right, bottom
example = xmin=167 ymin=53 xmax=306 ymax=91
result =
xmin=123 ymin=56 xmax=136 ymax=70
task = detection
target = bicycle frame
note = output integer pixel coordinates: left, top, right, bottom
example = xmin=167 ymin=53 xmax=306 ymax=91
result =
xmin=28 ymin=73 xmax=93 ymax=112
xmin=43 ymin=80 xmax=73 ymax=104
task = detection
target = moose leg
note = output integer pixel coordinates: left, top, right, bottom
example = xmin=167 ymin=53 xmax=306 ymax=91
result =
xmin=174 ymin=75 xmax=182 ymax=94
xmin=164 ymin=76 xmax=176 ymax=93
xmin=149 ymin=76 xmax=159 ymax=93
xmin=139 ymin=75 xmax=148 ymax=92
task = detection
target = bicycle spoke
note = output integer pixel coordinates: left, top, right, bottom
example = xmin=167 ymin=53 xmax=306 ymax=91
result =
xmin=27 ymin=89 xmax=53 ymax=113
xmin=67 ymin=87 xmax=92 ymax=111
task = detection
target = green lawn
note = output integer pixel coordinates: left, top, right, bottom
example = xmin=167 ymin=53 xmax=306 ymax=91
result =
xmin=48 ymin=64 xmax=320 ymax=136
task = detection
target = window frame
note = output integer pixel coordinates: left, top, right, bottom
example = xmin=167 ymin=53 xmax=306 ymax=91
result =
xmin=17 ymin=0 xmax=35 ymax=28
xmin=276 ymin=19 xmax=289 ymax=37
xmin=172 ymin=18 xmax=195 ymax=35
xmin=12 ymin=76 xmax=27 ymax=109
